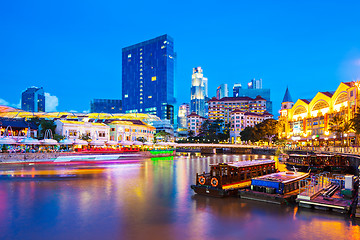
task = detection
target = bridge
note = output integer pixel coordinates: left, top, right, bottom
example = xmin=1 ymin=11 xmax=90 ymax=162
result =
xmin=176 ymin=143 xmax=257 ymax=154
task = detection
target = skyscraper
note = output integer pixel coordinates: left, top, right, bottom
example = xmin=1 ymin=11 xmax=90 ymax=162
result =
xmin=21 ymin=87 xmax=45 ymax=112
xmin=216 ymin=84 xmax=229 ymax=99
xmin=90 ymin=99 xmax=122 ymax=113
xmin=190 ymin=67 xmax=207 ymax=117
xmin=177 ymin=103 xmax=190 ymax=130
xmin=122 ymin=34 xmax=176 ymax=124
xmin=233 ymin=83 xmax=242 ymax=97
xmin=247 ymin=78 xmax=262 ymax=89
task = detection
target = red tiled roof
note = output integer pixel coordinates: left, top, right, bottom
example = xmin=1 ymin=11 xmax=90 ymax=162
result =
xmin=342 ymin=82 xmax=353 ymax=87
xmin=187 ymin=112 xmax=201 ymax=117
xmin=208 ymin=96 xmax=254 ymax=102
xmin=231 ymin=109 xmax=245 ymax=114
xmin=254 ymin=95 xmax=266 ymax=101
xmin=320 ymin=91 xmax=333 ymax=98
xmin=300 ymin=99 xmax=311 ymax=104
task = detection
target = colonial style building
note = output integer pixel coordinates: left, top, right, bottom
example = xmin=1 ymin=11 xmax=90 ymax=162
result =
xmin=187 ymin=112 xmax=206 ymax=136
xmin=55 ymin=119 xmax=110 ymax=142
xmin=279 ymin=82 xmax=358 ymax=145
xmin=230 ymin=110 xmax=273 ymax=143
xmin=208 ymin=96 xmax=267 ymax=124
xmin=107 ymin=120 xmax=155 ymax=142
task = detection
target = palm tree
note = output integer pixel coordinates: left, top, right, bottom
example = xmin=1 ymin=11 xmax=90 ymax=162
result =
xmin=343 ymin=120 xmax=353 ymax=147
xmin=351 ymin=107 xmax=360 ymax=146
xmin=329 ymin=114 xmax=344 ymax=147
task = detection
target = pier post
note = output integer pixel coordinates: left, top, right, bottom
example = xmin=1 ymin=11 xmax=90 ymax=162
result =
xmin=356 ymin=166 xmax=360 ymax=218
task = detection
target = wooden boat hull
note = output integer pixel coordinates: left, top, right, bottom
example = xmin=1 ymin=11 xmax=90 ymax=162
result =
xmin=239 ymin=189 xmax=298 ymax=205
xmin=191 ymin=185 xmax=239 ymax=197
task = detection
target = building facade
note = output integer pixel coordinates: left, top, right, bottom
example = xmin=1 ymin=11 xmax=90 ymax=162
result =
xmin=216 ymin=84 xmax=229 ymax=99
xmin=208 ymin=96 xmax=268 ymax=124
xmin=187 ymin=112 xmax=206 ymax=136
xmin=230 ymin=110 xmax=273 ymax=143
xmin=90 ymin=99 xmax=122 ymax=113
xmin=279 ymin=82 xmax=358 ymax=145
xmin=236 ymin=79 xmax=272 ymax=114
xmin=21 ymin=87 xmax=45 ymax=112
xmin=177 ymin=103 xmax=190 ymax=131
xmin=122 ymin=34 xmax=176 ymax=124
xmin=108 ymin=120 xmax=155 ymax=142
xmin=55 ymin=119 xmax=110 ymax=142
xmin=190 ymin=67 xmax=208 ymax=117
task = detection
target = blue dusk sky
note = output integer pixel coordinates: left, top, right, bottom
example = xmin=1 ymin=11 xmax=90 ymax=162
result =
xmin=1 ymin=1 xmax=360 ymax=116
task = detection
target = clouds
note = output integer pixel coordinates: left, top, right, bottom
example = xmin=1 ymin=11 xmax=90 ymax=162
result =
xmin=0 ymin=98 xmax=21 ymax=109
xmin=45 ymin=92 xmax=59 ymax=112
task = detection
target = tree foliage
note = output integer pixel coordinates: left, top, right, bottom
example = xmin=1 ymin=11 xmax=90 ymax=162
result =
xmin=240 ymin=119 xmax=279 ymax=144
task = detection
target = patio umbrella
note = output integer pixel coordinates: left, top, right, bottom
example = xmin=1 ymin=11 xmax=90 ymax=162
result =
xmin=17 ymin=137 xmax=40 ymax=145
xmin=90 ymin=140 xmax=106 ymax=146
xmin=105 ymin=141 xmax=118 ymax=145
xmin=118 ymin=140 xmax=134 ymax=146
xmin=0 ymin=137 xmax=17 ymax=145
xmin=133 ymin=141 xmax=144 ymax=146
xmin=73 ymin=139 xmax=88 ymax=145
xmin=39 ymin=139 xmax=59 ymax=145
xmin=59 ymin=139 xmax=74 ymax=145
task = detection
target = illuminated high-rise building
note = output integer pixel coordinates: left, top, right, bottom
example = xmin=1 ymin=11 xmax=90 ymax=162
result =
xmin=216 ymin=84 xmax=229 ymax=99
xmin=177 ymin=103 xmax=190 ymax=130
xmin=190 ymin=67 xmax=207 ymax=117
xmin=233 ymin=83 xmax=242 ymax=97
xmin=21 ymin=87 xmax=45 ymax=112
xmin=122 ymin=34 xmax=176 ymax=124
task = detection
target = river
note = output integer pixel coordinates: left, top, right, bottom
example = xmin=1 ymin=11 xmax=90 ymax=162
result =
xmin=0 ymin=154 xmax=359 ymax=240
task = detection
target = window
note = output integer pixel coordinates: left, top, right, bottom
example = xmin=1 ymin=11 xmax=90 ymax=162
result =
xmin=152 ymin=76 xmax=156 ymax=81
xmin=128 ymin=54 xmax=131 ymax=58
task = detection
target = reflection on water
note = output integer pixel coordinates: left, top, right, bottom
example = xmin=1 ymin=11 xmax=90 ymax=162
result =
xmin=0 ymin=154 xmax=359 ymax=240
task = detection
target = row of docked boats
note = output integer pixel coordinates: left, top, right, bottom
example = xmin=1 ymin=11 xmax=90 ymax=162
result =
xmin=191 ymin=159 xmax=310 ymax=203
xmin=284 ymin=153 xmax=352 ymax=173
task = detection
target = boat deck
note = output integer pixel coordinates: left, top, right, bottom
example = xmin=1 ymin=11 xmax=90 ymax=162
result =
xmin=297 ymin=186 xmax=355 ymax=213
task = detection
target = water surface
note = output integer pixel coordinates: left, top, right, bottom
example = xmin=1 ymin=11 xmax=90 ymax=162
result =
xmin=0 ymin=154 xmax=359 ymax=240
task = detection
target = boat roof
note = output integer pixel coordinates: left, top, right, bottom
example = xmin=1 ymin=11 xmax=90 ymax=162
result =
xmin=289 ymin=154 xmax=309 ymax=157
xmin=253 ymin=171 xmax=309 ymax=184
xmin=210 ymin=159 xmax=275 ymax=168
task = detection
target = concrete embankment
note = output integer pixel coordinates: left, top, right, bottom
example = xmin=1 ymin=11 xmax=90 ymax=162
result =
xmin=0 ymin=152 xmax=60 ymax=163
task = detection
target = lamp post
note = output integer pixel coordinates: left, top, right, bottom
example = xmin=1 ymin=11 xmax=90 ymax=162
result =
xmin=312 ymin=135 xmax=315 ymax=147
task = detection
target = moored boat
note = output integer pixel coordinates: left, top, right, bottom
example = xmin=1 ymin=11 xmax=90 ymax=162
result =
xmin=239 ymin=171 xmax=310 ymax=204
xmin=191 ymin=159 xmax=277 ymax=197
xmin=285 ymin=154 xmax=352 ymax=173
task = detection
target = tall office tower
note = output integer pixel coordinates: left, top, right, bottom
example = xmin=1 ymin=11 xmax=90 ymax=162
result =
xmin=122 ymin=34 xmax=176 ymax=124
xmin=21 ymin=87 xmax=45 ymax=112
xmin=90 ymin=99 xmax=122 ymax=113
xmin=190 ymin=67 xmax=207 ymax=117
xmin=238 ymin=78 xmax=272 ymax=114
xmin=216 ymin=84 xmax=229 ymax=99
xmin=233 ymin=83 xmax=242 ymax=97
xmin=247 ymin=78 xmax=262 ymax=89
xmin=177 ymin=103 xmax=190 ymax=130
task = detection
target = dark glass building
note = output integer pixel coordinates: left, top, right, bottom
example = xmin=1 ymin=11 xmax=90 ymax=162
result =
xmin=122 ymin=34 xmax=176 ymax=124
xmin=21 ymin=87 xmax=45 ymax=112
xmin=90 ymin=99 xmax=122 ymax=113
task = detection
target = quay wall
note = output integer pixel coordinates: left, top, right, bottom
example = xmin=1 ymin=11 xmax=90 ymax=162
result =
xmin=0 ymin=152 xmax=59 ymax=163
